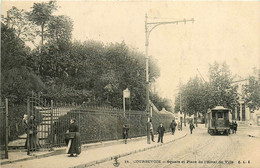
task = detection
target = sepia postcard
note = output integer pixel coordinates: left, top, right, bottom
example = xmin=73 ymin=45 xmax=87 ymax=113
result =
xmin=0 ymin=0 xmax=260 ymax=168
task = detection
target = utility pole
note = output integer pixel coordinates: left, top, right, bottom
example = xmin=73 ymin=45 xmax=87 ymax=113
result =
xmin=145 ymin=14 xmax=194 ymax=144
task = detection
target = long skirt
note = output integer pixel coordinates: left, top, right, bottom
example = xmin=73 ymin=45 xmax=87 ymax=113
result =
xmin=66 ymin=132 xmax=81 ymax=155
xmin=25 ymin=133 xmax=41 ymax=151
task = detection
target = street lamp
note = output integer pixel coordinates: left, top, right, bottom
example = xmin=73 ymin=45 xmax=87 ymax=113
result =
xmin=145 ymin=14 xmax=194 ymax=144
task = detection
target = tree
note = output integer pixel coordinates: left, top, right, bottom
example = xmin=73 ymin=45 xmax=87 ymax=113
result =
xmin=28 ymin=0 xmax=57 ymax=45
xmin=1 ymin=23 xmax=45 ymax=104
xmin=181 ymin=76 xmax=206 ymax=115
xmin=4 ymin=6 xmax=37 ymax=43
xmin=174 ymin=62 xmax=239 ymax=124
xmin=47 ymin=15 xmax=73 ymax=48
xmin=206 ymin=62 xmax=239 ymax=109
xmin=243 ymin=68 xmax=260 ymax=112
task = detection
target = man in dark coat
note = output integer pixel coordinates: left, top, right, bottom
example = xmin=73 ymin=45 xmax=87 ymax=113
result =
xmin=189 ymin=122 xmax=195 ymax=134
xmin=123 ymin=124 xmax=129 ymax=144
xmin=170 ymin=120 xmax=177 ymax=135
xmin=233 ymin=121 xmax=238 ymax=134
xmin=157 ymin=123 xmax=165 ymax=143
xmin=66 ymin=118 xmax=81 ymax=157
xmin=230 ymin=121 xmax=234 ymax=134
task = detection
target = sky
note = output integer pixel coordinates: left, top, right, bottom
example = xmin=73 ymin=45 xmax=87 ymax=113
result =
xmin=1 ymin=1 xmax=260 ymax=105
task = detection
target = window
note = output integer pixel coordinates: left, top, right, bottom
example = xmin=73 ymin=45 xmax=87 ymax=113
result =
xmin=218 ymin=112 xmax=223 ymax=119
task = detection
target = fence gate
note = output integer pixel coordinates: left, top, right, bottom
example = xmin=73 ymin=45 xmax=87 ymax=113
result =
xmin=0 ymin=99 xmax=9 ymax=159
xmin=27 ymin=92 xmax=53 ymax=154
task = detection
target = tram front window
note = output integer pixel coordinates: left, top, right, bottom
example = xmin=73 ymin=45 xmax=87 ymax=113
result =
xmin=217 ymin=112 xmax=223 ymax=119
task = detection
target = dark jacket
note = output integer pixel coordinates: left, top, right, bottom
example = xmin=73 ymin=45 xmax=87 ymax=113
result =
xmin=69 ymin=123 xmax=79 ymax=132
xmin=157 ymin=126 xmax=165 ymax=135
xmin=123 ymin=126 xmax=129 ymax=136
xmin=170 ymin=121 xmax=177 ymax=128
xmin=189 ymin=123 xmax=195 ymax=130
xmin=67 ymin=123 xmax=81 ymax=155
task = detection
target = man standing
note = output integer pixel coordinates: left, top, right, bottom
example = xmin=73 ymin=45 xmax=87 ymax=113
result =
xmin=157 ymin=123 xmax=165 ymax=143
xmin=233 ymin=121 xmax=238 ymax=134
xmin=123 ymin=124 xmax=129 ymax=144
xmin=170 ymin=120 xmax=177 ymax=135
xmin=149 ymin=119 xmax=155 ymax=142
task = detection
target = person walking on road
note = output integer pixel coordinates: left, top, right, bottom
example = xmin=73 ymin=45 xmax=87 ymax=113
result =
xmin=149 ymin=119 xmax=155 ymax=142
xmin=123 ymin=124 xmax=129 ymax=144
xmin=178 ymin=121 xmax=182 ymax=131
xmin=66 ymin=118 xmax=81 ymax=157
xmin=170 ymin=120 xmax=177 ymax=135
xmin=189 ymin=122 xmax=195 ymax=134
xmin=230 ymin=121 xmax=235 ymax=134
xmin=233 ymin=121 xmax=238 ymax=134
xmin=157 ymin=123 xmax=165 ymax=143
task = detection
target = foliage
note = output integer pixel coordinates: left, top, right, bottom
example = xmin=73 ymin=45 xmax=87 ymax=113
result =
xmin=243 ymin=68 xmax=260 ymax=112
xmin=151 ymin=93 xmax=173 ymax=112
xmin=28 ymin=0 xmax=57 ymax=45
xmin=174 ymin=62 xmax=239 ymax=117
xmin=1 ymin=23 xmax=45 ymax=104
xmin=51 ymin=107 xmax=174 ymax=145
xmin=207 ymin=62 xmax=238 ymax=109
xmin=3 ymin=6 xmax=37 ymax=43
xmin=47 ymin=15 xmax=73 ymax=48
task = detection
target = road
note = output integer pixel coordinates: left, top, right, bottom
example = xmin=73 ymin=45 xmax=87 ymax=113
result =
xmin=90 ymin=125 xmax=260 ymax=168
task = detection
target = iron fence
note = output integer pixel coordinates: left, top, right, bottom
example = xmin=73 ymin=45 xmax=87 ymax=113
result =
xmin=0 ymin=99 xmax=9 ymax=159
xmin=6 ymin=91 xmax=175 ymax=152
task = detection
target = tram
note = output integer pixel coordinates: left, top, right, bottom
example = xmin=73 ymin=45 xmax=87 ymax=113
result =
xmin=207 ymin=106 xmax=231 ymax=135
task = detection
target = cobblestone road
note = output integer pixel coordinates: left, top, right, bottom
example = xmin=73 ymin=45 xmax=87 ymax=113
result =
xmin=90 ymin=125 xmax=260 ymax=168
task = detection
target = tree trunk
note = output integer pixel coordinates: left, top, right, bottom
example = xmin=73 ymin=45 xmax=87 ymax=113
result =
xmin=184 ymin=112 xmax=186 ymax=126
xmin=41 ymin=24 xmax=44 ymax=45
xmin=196 ymin=112 xmax=198 ymax=127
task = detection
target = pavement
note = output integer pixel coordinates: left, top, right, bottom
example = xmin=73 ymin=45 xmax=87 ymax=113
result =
xmin=236 ymin=122 xmax=260 ymax=138
xmin=0 ymin=130 xmax=187 ymax=168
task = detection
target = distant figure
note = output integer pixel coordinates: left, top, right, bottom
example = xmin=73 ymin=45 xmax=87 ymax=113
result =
xmin=178 ymin=121 xmax=182 ymax=131
xmin=25 ymin=115 xmax=41 ymax=151
xmin=123 ymin=124 xmax=129 ymax=144
xmin=189 ymin=122 xmax=195 ymax=134
xmin=66 ymin=118 xmax=81 ymax=157
xmin=233 ymin=121 xmax=238 ymax=134
xmin=229 ymin=121 xmax=234 ymax=134
xmin=23 ymin=114 xmax=28 ymax=149
xmin=170 ymin=120 xmax=177 ymax=135
xmin=157 ymin=123 xmax=165 ymax=143
xmin=149 ymin=119 xmax=155 ymax=142
xmin=230 ymin=121 xmax=235 ymax=134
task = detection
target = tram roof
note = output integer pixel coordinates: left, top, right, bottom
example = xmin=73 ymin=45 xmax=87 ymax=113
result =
xmin=208 ymin=106 xmax=230 ymax=113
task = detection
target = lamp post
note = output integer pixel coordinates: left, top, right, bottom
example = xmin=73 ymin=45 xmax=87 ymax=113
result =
xmin=145 ymin=14 xmax=194 ymax=144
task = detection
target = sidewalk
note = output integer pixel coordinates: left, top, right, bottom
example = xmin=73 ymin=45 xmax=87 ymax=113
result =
xmin=1 ymin=130 xmax=187 ymax=168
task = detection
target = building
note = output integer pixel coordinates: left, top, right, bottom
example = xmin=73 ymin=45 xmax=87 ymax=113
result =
xmin=232 ymin=77 xmax=260 ymax=125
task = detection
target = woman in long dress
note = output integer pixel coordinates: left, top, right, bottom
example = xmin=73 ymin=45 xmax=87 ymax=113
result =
xmin=25 ymin=115 xmax=41 ymax=151
xmin=66 ymin=118 xmax=81 ymax=157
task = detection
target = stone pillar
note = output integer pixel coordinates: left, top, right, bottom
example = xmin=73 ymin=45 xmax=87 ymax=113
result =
xmin=234 ymin=106 xmax=237 ymax=120
xmin=240 ymin=103 xmax=243 ymax=121
xmin=245 ymin=105 xmax=250 ymax=122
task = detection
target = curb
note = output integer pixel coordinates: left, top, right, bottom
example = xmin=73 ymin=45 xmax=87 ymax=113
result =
xmin=1 ymin=132 xmax=171 ymax=165
xmin=71 ymin=133 xmax=187 ymax=168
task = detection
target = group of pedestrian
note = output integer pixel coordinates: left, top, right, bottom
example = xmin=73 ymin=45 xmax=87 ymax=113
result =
xmin=147 ymin=119 xmax=180 ymax=143
xmin=23 ymin=114 xmax=41 ymax=152
xmin=229 ymin=121 xmax=238 ymax=134
xmin=23 ymin=115 xmax=82 ymax=157
xmin=23 ymin=115 xmax=197 ymax=157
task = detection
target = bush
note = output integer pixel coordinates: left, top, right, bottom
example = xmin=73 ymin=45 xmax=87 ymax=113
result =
xmin=51 ymin=107 xmax=175 ymax=146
